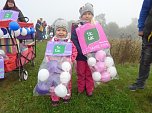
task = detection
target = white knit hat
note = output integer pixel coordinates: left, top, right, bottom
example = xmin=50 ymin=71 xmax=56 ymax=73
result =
xmin=53 ymin=18 xmax=68 ymax=32
xmin=79 ymin=3 xmax=94 ymax=17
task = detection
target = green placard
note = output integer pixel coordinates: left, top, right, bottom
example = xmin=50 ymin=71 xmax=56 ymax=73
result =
xmin=3 ymin=12 xmax=13 ymax=19
xmin=84 ymin=28 xmax=99 ymax=45
xmin=53 ymin=45 xmax=65 ymax=54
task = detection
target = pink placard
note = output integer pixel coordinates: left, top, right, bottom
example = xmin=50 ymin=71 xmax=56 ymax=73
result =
xmin=76 ymin=22 xmax=110 ymax=55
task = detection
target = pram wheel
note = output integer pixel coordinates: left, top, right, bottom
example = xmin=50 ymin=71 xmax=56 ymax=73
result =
xmin=21 ymin=69 xmax=28 ymax=81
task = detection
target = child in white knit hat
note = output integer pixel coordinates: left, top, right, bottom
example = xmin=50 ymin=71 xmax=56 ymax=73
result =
xmin=48 ymin=19 xmax=77 ymax=106
xmin=71 ymin=3 xmax=95 ymax=97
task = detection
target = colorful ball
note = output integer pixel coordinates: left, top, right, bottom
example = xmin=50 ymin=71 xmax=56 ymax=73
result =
xmin=61 ymin=61 xmax=71 ymax=72
xmin=87 ymin=57 xmax=96 ymax=66
xmin=9 ymin=21 xmax=20 ymax=31
xmin=60 ymin=72 xmax=71 ymax=84
xmin=21 ymin=27 xmax=27 ymax=36
xmin=95 ymin=50 xmax=106 ymax=61
xmin=104 ymin=57 xmax=114 ymax=67
xmin=38 ymin=69 xmax=49 ymax=82
xmin=101 ymin=71 xmax=111 ymax=83
xmin=95 ymin=62 xmax=106 ymax=72
xmin=92 ymin=71 xmax=101 ymax=81
xmin=107 ymin=66 xmax=117 ymax=78
xmin=1 ymin=28 xmax=7 ymax=35
xmin=36 ymin=82 xmax=50 ymax=95
xmin=54 ymin=84 xmax=68 ymax=97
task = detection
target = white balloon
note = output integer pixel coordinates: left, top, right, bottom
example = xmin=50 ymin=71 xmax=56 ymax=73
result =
xmin=38 ymin=69 xmax=49 ymax=81
xmin=14 ymin=29 xmax=20 ymax=37
xmin=21 ymin=28 xmax=27 ymax=36
xmin=87 ymin=57 xmax=96 ymax=66
xmin=54 ymin=84 xmax=67 ymax=97
xmin=92 ymin=72 xmax=101 ymax=82
xmin=107 ymin=66 xmax=117 ymax=78
xmin=60 ymin=72 xmax=71 ymax=84
xmin=0 ymin=29 xmax=3 ymax=37
xmin=3 ymin=33 xmax=9 ymax=38
xmin=104 ymin=57 xmax=114 ymax=67
xmin=61 ymin=61 xmax=71 ymax=72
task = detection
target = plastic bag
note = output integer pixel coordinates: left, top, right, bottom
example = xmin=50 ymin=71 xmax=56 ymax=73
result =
xmin=76 ymin=21 xmax=118 ymax=84
xmin=33 ymin=39 xmax=72 ymax=97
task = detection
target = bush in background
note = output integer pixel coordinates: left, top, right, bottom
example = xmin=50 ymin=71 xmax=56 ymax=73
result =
xmin=110 ymin=37 xmax=141 ymax=64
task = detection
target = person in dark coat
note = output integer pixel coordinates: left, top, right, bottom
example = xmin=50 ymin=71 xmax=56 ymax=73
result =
xmin=3 ymin=0 xmax=26 ymax=22
xmin=71 ymin=3 xmax=94 ymax=96
xmin=129 ymin=0 xmax=152 ymax=91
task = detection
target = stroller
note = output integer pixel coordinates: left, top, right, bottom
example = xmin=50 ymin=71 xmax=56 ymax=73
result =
xmin=0 ymin=10 xmax=36 ymax=81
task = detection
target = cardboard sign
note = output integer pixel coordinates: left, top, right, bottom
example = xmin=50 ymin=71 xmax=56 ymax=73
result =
xmin=0 ymin=10 xmax=19 ymax=21
xmin=45 ymin=41 xmax=72 ymax=56
xmin=53 ymin=45 xmax=66 ymax=54
xmin=0 ymin=57 xmax=4 ymax=79
xmin=76 ymin=22 xmax=110 ymax=55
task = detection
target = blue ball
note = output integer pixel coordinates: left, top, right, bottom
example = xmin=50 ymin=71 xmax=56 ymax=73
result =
xmin=20 ymin=28 xmax=22 ymax=32
xmin=30 ymin=28 xmax=35 ymax=34
xmin=1 ymin=28 xmax=7 ymax=35
xmin=25 ymin=28 xmax=31 ymax=34
xmin=9 ymin=21 xmax=20 ymax=31
xmin=36 ymin=82 xmax=50 ymax=95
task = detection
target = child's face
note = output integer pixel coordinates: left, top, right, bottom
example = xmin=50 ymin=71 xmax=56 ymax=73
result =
xmin=55 ymin=27 xmax=67 ymax=38
xmin=81 ymin=11 xmax=93 ymax=23
xmin=7 ymin=1 xmax=14 ymax=8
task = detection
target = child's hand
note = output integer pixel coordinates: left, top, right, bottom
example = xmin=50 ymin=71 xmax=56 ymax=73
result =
xmin=50 ymin=86 xmax=55 ymax=92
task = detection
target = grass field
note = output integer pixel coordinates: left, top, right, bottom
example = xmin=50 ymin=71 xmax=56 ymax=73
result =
xmin=0 ymin=40 xmax=152 ymax=113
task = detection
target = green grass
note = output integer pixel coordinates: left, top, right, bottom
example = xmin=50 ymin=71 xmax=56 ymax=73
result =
xmin=0 ymin=40 xmax=152 ymax=113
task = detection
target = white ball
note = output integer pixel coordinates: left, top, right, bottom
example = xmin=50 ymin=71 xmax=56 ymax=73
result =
xmin=107 ymin=66 xmax=117 ymax=78
xmin=104 ymin=57 xmax=114 ymax=67
xmin=54 ymin=84 xmax=67 ymax=97
xmin=61 ymin=61 xmax=71 ymax=72
xmin=87 ymin=57 xmax=96 ymax=66
xmin=14 ymin=29 xmax=20 ymax=37
xmin=92 ymin=72 xmax=101 ymax=82
xmin=60 ymin=72 xmax=71 ymax=84
xmin=21 ymin=28 xmax=27 ymax=36
xmin=3 ymin=33 xmax=9 ymax=38
xmin=38 ymin=69 xmax=49 ymax=81
xmin=0 ymin=29 xmax=3 ymax=37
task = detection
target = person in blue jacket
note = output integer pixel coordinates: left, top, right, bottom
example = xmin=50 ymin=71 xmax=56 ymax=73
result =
xmin=129 ymin=0 xmax=152 ymax=91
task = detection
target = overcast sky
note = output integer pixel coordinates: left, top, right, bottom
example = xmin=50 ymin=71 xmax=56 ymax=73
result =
xmin=0 ymin=0 xmax=143 ymax=27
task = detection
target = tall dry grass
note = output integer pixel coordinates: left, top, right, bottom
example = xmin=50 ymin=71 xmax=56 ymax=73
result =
xmin=109 ymin=37 xmax=142 ymax=64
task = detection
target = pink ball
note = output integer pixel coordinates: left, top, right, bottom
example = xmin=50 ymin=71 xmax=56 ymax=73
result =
xmin=95 ymin=50 xmax=106 ymax=61
xmin=101 ymin=72 xmax=111 ymax=83
xmin=95 ymin=62 xmax=106 ymax=72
